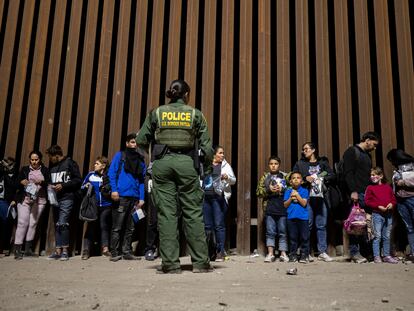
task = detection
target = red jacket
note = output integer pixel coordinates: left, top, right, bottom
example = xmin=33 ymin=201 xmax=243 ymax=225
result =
xmin=365 ymin=183 xmax=397 ymax=213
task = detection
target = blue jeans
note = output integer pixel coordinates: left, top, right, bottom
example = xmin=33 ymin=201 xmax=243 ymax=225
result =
xmin=308 ymin=197 xmax=328 ymax=253
xmin=265 ymin=215 xmax=288 ymax=251
xmin=397 ymin=196 xmax=414 ymax=254
xmin=349 ymin=193 xmax=369 ymax=257
xmin=52 ymin=199 xmax=74 ymax=248
xmin=203 ymin=194 xmax=227 ymax=253
xmin=287 ymin=218 xmax=309 ymax=257
xmin=372 ymin=212 xmax=392 ymax=257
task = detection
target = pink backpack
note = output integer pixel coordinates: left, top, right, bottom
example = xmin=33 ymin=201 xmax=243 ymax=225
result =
xmin=344 ymin=203 xmax=367 ymax=235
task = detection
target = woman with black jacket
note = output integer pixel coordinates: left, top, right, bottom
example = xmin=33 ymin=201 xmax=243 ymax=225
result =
xmin=293 ymin=142 xmax=335 ymax=262
xmin=14 ymin=151 xmax=50 ymax=259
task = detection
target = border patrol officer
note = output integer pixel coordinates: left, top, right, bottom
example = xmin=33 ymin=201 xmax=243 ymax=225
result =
xmin=136 ymin=80 xmax=213 ymax=273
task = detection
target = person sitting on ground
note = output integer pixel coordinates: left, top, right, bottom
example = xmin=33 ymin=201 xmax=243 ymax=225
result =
xmin=364 ymin=167 xmax=398 ymax=264
xmin=256 ymin=155 xmax=288 ymax=263
xmin=284 ymin=171 xmax=310 ymax=263
xmin=80 ymin=156 xmax=112 ymax=260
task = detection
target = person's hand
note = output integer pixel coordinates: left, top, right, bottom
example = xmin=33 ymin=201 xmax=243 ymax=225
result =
xmin=378 ymin=205 xmax=387 ymax=212
xmin=85 ymin=182 xmax=91 ymax=188
xmin=291 ymin=190 xmax=298 ymax=199
xmin=396 ymin=179 xmax=405 ymax=187
xmin=136 ymin=200 xmax=145 ymax=210
xmin=351 ymin=192 xmax=359 ymax=202
xmin=305 ymin=176 xmax=315 ymax=183
xmin=21 ymin=179 xmax=29 ymax=186
xmin=54 ymin=184 xmax=63 ymax=192
xmin=221 ymin=173 xmax=228 ymax=180
xmin=386 ymin=203 xmax=393 ymax=210
xmin=111 ymin=192 xmax=120 ymax=201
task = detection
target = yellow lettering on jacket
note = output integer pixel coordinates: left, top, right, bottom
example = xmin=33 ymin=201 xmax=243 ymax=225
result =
xmin=161 ymin=112 xmax=191 ymax=121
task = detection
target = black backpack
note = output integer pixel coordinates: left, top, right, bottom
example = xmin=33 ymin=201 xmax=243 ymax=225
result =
xmin=335 ymin=146 xmax=361 ymax=185
xmin=79 ymin=186 xmax=98 ymax=222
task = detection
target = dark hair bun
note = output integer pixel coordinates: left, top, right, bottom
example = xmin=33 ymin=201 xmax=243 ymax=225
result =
xmin=166 ymin=80 xmax=190 ymax=100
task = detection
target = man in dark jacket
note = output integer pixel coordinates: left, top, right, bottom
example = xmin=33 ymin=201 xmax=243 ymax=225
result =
xmin=46 ymin=145 xmax=82 ymax=261
xmin=108 ymin=133 xmax=146 ymax=261
xmin=0 ymin=157 xmax=17 ymax=255
xmin=342 ymin=131 xmax=380 ymax=263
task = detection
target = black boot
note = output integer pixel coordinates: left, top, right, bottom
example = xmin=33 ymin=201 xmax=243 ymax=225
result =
xmin=24 ymin=240 xmax=38 ymax=257
xmin=14 ymin=244 xmax=23 ymax=260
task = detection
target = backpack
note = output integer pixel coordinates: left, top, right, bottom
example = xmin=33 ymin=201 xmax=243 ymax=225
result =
xmin=79 ymin=186 xmax=98 ymax=222
xmin=335 ymin=146 xmax=361 ymax=185
xmin=343 ymin=202 xmax=367 ymax=235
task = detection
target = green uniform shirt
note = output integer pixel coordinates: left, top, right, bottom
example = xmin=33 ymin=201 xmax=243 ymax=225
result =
xmin=136 ymin=99 xmax=213 ymax=161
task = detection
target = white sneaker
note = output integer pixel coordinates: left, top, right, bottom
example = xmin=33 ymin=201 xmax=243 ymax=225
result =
xmin=308 ymin=254 xmax=315 ymax=262
xmin=264 ymin=254 xmax=275 ymax=263
xmin=318 ymin=252 xmax=334 ymax=262
xmin=279 ymin=254 xmax=289 ymax=262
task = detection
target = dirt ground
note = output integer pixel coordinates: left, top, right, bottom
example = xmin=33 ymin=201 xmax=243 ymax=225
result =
xmin=1 ymin=253 xmax=413 ymax=311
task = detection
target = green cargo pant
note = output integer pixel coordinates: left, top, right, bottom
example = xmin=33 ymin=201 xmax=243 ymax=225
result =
xmin=152 ymin=153 xmax=209 ymax=270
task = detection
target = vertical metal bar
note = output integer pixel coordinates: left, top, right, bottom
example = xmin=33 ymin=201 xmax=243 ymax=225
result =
xmin=39 ymin=0 xmax=68 ymax=152
xmin=20 ymin=0 xmax=52 ymax=165
xmin=201 ymin=0 xmax=216 ymax=135
xmin=237 ymin=0 xmax=252 ymax=255
xmin=89 ymin=0 xmax=115 ymax=164
xmin=257 ymin=0 xmax=272 ymax=255
xmin=295 ymin=0 xmax=311 ymax=148
xmin=146 ymin=0 xmax=165 ymax=112
xmin=373 ymin=0 xmax=397 ymax=175
xmin=334 ymin=0 xmax=353 ymax=155
xmin=394 ymin=0 xmax=414 ymax=155
xmin=277 ymin=0 xmax=291 ymax=169
xmin=165 ymin=0 xmax=182 ymax=96
xmin=57 ymin=0 xmax=84 ymax=152
xmin=218 ymin=0 xmax=234 ymax=158
xmin=314 ymin=0 xmax=332 ymax=160
xmin=0 ymin=0 xmax=20 ymax=147
xmin=354 ymin=0 xmax=374 ymax=133
xmin=5 ymin=0 xmax=36 ymax=156
xmin=108 ymin=0 xmax=132 ymax=158
xmin=128 ymin=0 xmax=148 ymax=132
xmin=73 ymin=0 xmax=100 ymax=173
xmin=219 ymin=0 xmax=234 ymax=160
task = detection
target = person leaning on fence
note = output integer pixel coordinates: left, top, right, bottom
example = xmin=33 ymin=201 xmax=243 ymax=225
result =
xmin=256 ymin=155 xmax=289 ymax=263
xmin=108 ymin=133 xmax=146 ymax=262
xmin=293 ymin=142 xmax=335 ymax=262
xmin=341 ymin=131 xmax=380 ymax=263
xmin=136 ymin=79 xmax=214 ymax=274
xmin=364 ymin=167 xmax=398 ymax=264
xmin=46 ymin=145 xmax=82 ymax=261
xmin=80 ymin=156 xmax=112 ymax=260
xmin=202 ymin=145 xmax=236 ymax=262
xmin=387 ymin=148 xmax=414 ymax=263
xmin=0 ymin=157 xmax=18 ymax=256
xmin=14 ymin=151 xmax=50 ymax=259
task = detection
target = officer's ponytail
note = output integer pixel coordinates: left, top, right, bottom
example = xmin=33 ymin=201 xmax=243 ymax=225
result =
xmin=166 ymin=79 xmax=190 ymax=102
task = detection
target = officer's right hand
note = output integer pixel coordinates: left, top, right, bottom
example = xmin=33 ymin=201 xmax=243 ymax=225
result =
xmin=111 ymin=192 xmax=120 ymax=201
